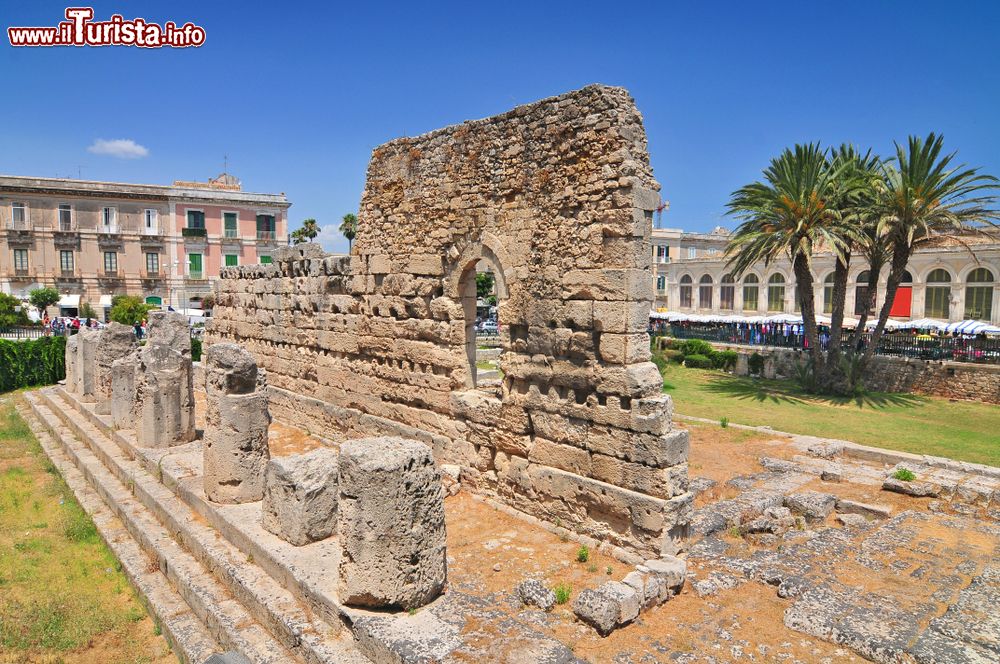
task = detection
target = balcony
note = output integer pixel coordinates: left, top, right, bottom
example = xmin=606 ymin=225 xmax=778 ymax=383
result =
xmin=97 ymin=227 xmax=123 ymax=247
xmin=57 ymin=219 xmax=77 ymax=232
xmin=56 ymin=269 xmax=81 ymax=282
xmin=141 ymin=270 xmax=163 ymax=284
xmin=7 ymin=219 xmax=31 ymax=231
xmin=99 ymin=270 xmax=123 ymax=283
xmin=186 ymin=271 xmax=206 ymax=282
xmin=256 ymin=230 xmax=276 ymax=242
xmin=6 ymin=220 xmax=33 ymax=244
xmin=7 ymin=267 xmax=36 ymax=280
xmin=182 ymin=227 xmax=208 ymax=238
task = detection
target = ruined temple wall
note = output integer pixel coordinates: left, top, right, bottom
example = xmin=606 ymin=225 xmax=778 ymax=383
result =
xmin=208 ymin=85 xmax=691 ymax=557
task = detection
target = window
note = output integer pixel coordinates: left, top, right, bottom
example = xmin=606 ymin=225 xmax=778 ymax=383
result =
xmin=144 ymin=209 xmax=158 ymax=232
xmin=687 ymin=247 xmax=696 ymax=259
xmin=679 ymin=275 xmax=693 ymax=308
xmin=103 ymin=251 xmax=118 ymax=274
xmin=188 ymin=253 xmax=203 ymax=279
xmin=767 ymin=274 xmax=785 ymax=312
xmin=225 ymin=254 xmax=239 ymax=267
xmin=854 ymin=270 xmax=876 ymax=316
xmin=145 ymin=252 xmax=159 ymax=275
xmin=224 ymin=212 xmax=238 ymax=238
xmin=11 ymin=202 xmax=26 ymax=227
xmin=101 ymin=207 xmax=116 ymax=230
xmin=823 ymin=273 xmax=835 ymax=314
xmin=656 ymin=275 xmax=666 ymax=292
xmin=965 ymin=268 xmax=994 ymax=321
xmin=743 ymin=274 xmax=759 ymax=311
xmin=720 ymin=274 xmax=735 ymax=310
xmin=699 ymin=274 xmax=713 ymax=309
xmin=259 ymin=255 xmax=272 ymax=265
xmin=60 ymin=250 xmax=74 ymax=273
xmin=256 ymin=214 xmax=275 ymax=240
xmin=186 ymin=210 xmax=205 ymax=230
xmin=58 ymin=204 xmax=72 ymax=230
xmin=925 ymin=269 xmax=951 ymax=319
xmin=13 ymin=249 xmax=28 ymax=271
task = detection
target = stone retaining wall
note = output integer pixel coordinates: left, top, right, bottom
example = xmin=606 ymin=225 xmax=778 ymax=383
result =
xmin=207 ymin=85 xmax=691 ymax=558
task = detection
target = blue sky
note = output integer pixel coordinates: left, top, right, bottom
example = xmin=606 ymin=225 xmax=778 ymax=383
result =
xmin=2 ymin=1 xmax=999 ymax=253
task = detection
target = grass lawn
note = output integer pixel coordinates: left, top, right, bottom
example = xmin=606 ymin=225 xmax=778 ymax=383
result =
xmin=662 ymin=365 xmax=1000 ymax=467
xmin=0 ymin=394 xmax=175 ymax=663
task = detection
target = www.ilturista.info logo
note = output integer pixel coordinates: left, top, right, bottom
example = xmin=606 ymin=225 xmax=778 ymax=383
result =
xmin=7 ymin=7 xmax=206 ymax=48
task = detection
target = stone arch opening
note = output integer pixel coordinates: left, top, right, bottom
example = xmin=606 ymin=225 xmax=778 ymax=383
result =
xmin=456 ymin=245 xmax=508 ymax=390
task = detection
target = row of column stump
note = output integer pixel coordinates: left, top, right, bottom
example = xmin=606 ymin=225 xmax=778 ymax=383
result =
xmin=64 ymin=312 xmax=448 ymax=611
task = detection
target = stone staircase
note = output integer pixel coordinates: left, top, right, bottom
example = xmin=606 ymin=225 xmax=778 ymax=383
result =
xmin=23 ymin=387 xmax=373 ymax=664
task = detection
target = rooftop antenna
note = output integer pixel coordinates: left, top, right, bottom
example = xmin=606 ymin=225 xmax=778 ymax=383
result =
xmin=77 ymin=165 xmax=83 ymax=179
xmin=223 ymin=154 xmax=228 ymax=174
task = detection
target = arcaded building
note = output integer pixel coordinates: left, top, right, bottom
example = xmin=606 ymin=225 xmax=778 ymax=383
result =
xmin=0 ymin=174 xmax=289 ymax=317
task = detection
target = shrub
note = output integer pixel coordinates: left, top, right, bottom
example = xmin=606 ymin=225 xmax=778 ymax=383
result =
xmin=650 ymin=348 xmax=669 ymax=375
xmin=191 ymin=338 xmax=203 ymax=363
xmin=712 ymin=349 xmax=739 ymax=371
xmin=554 ymin=582 xmax=572 ymax=605
xmin=720 ymin=417 xmax=729 ymax=428
xmin=576 ymin=545 xmax=590 ymax=563
xmin=683 ymin=353 xmax=713 ymax=369
xmin=109 ymin=296 xmax=156 ymax=327
xmin=79 ymin=302 xmax=98 ymax=320
xmin=748 ymin=352 xmax=765 ymax=375
xmin=679 ymin=339 xmax=715 ymax=357
xmin=0 ymin=292 xmax=30 ymax=327
xmin=0 ymin=336 xmax=66 ymax=393
xmin=661 ymin=349 xmax=685 ymax=363
xmin=892 ymin=468 xmax=916 ymax=482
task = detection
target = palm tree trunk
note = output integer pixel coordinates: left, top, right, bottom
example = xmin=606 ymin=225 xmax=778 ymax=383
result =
xmin=792 ymin=252 xmax=822 ymax=384
xmin=861 ymin=245 xmax=910 ymax=366
xmin=848 ymin=257 xmax=883 ymax=355
xmin=821 ymin=254 xmax=851 ymax=392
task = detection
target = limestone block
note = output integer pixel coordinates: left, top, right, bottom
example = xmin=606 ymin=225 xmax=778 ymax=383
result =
xmin=95 ymin=322 xmax=137 ymax=415
xmin=261 ymin=447 xmax=339 ymax=545
xmin=516 ymin=579 xmax=556 ymax=612
xmin=641 ymin=556 xmax=687 ymax=592
xmin=111 ymin=352 xmax=139 ymax=429
xmin=134 ymin=343 xmax=196 ymax=448
xmin=147 ymin=310 xmax=191 ymax=357
xmin=337 ymin=437 xmax=446 ymax=610
xmin=76 ymin=328 xmax=100 ymax=402
xmin=572 ymin=581 xmax=640 ymax=636
xmin=64 ymin=334 xmax=78 ymax=393
xmin=784 ymin=491 xmax=837 ymax=521
xmin=735 ymin=353 xmax=749 ymax=376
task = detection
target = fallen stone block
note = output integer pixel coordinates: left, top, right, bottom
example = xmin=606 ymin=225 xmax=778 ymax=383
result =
xmin=784 ymin=490 xmax=836 ymax=521
xmin=338 ymin=437 xmax=446 ymax=610
xmin=806 ymin=441 xmax=844 ymax=459
xmin=261 ymin=447 xmax=339 ymax=546
xmin=741 ymin=505 xmax=797 ymax=535
xmin=572 ymin=581 xmax=640 ymax=636
xmin=836 ymin=499 xmax=891 ymax=520
xmin=515 ymin=579 xmax=556 ymax=612
xmin=759 ymin=456 xmax=798 ymax=473
xmin=820 ymin=470 xmax=843 ymax=482
xmin=883 ymin=477 xmax=940 ymax=498
xmin=837 ymin=513 xmax=871 ymax=528
xmin=639 ymin=556 xmax=687 ymax=594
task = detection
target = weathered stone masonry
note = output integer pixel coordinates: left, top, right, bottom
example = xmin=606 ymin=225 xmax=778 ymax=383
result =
xmin=207 ymin=85 xmax=691 ymax=558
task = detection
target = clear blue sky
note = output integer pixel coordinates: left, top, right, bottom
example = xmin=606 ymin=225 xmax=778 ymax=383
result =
xmin=2 ymin=1 xmax=999 ymax=253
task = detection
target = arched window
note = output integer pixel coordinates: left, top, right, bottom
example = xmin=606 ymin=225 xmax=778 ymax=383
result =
xmin=720 ymin=273 xmax=735 ymax=310
xmin=767 ymin=274 xmax=785 ymax=312
xmin=854 ymin=270 xmax=875 ymax=316
xmin=823 ymin=273 xmax=835 ymax=314
xmin=925 ymin=268 xmax=951 ymax=319
xmin=965 ymin=268 xmax=994 ymax=321
xmin=743 ymin=274 xmax=759 ymax=312
xmin=679 ymin=274 xmax=693 ymax=308
xmin=699 ymin=274 xmax=713 ymax=309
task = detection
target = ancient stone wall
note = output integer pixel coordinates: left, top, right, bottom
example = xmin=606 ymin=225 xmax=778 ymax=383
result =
xmin=207 ymin=85 xmax=690 ymax=557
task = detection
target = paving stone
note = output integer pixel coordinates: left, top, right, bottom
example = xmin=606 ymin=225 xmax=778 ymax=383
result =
xmin=883 ymin=476 xmax=941 ymax=498
xmin=784 ymin=490 xmax=836 ymax=521
xmin=836 ymin=499 xmax=892 ymax=520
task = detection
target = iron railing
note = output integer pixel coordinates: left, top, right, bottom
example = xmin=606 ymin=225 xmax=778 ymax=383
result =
xmin=657 ymin=324 xmax=1000 ymax=365
xmin=0 ymin=326 xmax=46 ymax=340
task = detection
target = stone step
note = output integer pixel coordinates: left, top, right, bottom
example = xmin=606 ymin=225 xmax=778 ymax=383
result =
xmin=17 ymin=401 xmax=221 ymax=664
xmin=27 ymin=390 xmax=370 ymax=664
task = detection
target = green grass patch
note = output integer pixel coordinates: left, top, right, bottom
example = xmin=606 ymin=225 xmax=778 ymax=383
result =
xmin=553 ymin=582 xmax=572 ymax=605
xmin=662 ymin=366 xmax=1000 ymax=467
xmin=892 ymin=468 xmax=916 ymax=481
xmin=0 ymin=396 xmax=171 ymax=661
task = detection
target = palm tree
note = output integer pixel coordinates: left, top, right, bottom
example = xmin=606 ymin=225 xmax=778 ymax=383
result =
xmin=862 ymin=133 xmax=999 ymax=366
xmin=290 ymin=218 xmax=320 ymax=245
xmin=340 ymin=213 xmax=358 ymax=252
xmin=726 ymin=143 xmax=847 ymax=384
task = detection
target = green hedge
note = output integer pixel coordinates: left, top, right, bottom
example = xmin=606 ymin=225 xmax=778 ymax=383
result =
xmin=191 ymin=338 xmax=202 ymax=363
xmin=0 ymin=335 xmax=66 ymax=393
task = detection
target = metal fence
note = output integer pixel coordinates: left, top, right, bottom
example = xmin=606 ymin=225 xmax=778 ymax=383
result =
xmin=0 ymin=326 xmax=47 ymax=340
xmin=659 ymin=324 xmax=1000 ymax=365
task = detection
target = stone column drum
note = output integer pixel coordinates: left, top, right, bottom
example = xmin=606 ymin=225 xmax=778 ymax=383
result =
xmin=76 ymin=328 xmax=100 ymax=402
xmin=134 ymin=343 xmax=197 ymax=448
xmin=337 ymin=437 xmax=447 ymax=610
xmin=111 ymin=351 xmax=139 ymax=430
xmin=203 ymin=343 xmax=271 ymax=504
xmin=94 ymin=322 xmax=137 ymax=415
xmin=64 ymin=334 xmax=78 ymax=394
xmin=146 ymin=310 xmax=192 ymax=356
xmin=261 ymin=447 xmax=339 ymax=545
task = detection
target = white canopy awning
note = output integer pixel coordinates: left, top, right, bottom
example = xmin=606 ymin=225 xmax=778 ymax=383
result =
xmin=99 ymin=295 xmax=113 ymax=307
xmin=57 ymin=294 xmax=80 ymax=308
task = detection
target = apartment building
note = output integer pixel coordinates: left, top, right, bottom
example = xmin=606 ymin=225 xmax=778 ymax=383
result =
xmin=651 ymin=225 xmax=730 ymax=309
xmin=0 ymin=174 xmax=289 ymax=318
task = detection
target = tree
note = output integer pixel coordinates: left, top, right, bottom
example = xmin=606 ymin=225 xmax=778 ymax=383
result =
xmin=726 ymin=143 xmax=847 ymax=385
xmin=79 ymin=301 xmax=98 ymax=320
xmin=28 ymin=287 xmax=60 ymax=316
xmin=861 ymin=133 xmax=999 ymax=367
xmin=290 ymin=218 xmax=319 ymax=245
xmin=0 ymin=292 xmax=29 ymax=327
xmin=340 ymin=213 xmax=358 ymax=252
xmin=109 ymin=295 xmax=156 ymax=326
xmin=476 ymin=272 xmax=495 ymax=300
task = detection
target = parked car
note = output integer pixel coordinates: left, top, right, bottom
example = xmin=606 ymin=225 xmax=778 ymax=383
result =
xmin=478 ymin=319 xmax=499 ymax=334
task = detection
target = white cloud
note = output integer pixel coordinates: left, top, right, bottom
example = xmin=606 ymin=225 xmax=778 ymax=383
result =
xmin=87 ymin=138 xmax=149 ymax=159
xmin=314 ymin=223 xmax=348 ymax=253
